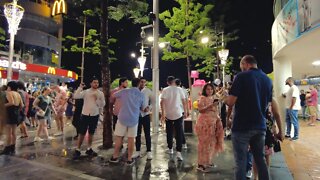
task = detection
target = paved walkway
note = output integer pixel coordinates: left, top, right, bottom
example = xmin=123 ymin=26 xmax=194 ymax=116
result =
xmin=282 ymin=119 xmax=320 ymax=179
xmin=0 ymin=121 xmax=293 ymax=180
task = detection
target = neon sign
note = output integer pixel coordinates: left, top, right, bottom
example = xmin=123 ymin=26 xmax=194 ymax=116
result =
xmin=52 ymin=0 xmax=66 ymax=16
xmin=0 ymin=60 xmax=26 ymax=70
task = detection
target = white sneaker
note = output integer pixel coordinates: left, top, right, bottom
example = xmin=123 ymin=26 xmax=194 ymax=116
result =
xmin=167 ymin=149 xmax=174 ymax=154
xmin=54 ymin=132 xmax=63 ymax=136
xmin=147 ymin=152 xmax=153 ymax=160
xmin=182 ymin=144 xmax=188 ymax=149
xmin=176 ymin=152 xmax=183 ymax=161
xmin=246 ymin=169 xmax=253 ymax=178
xmin=47 ymin=136 xmax=55 ymax=141
xmin=34 ymin=137 xmax=43 ymax=142
xmin=132 ymin=151 xmax=141 ymax=158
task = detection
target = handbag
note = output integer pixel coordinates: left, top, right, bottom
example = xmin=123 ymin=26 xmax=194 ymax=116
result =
xmin=36 ymin=106 xmax=48 ymax=117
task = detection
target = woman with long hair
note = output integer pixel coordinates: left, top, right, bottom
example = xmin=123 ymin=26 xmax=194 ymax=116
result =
xmin=0 ymin=81 xmax=24 ymax=155
xmin=195 ymin=83 xmax=224 ymax=172
xmin=33 ymin=87 xmax=56 ymax=142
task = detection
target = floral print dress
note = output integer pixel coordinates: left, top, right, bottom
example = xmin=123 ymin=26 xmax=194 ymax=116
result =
xmin=195 ymin=95 xmax=224 ymax=166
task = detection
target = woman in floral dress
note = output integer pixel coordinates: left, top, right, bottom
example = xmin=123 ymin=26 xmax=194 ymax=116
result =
xmin=195 ymin=83 xmax=224 ymax=172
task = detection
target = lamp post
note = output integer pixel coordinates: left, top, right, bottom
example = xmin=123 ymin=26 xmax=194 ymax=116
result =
xmin=152 ymin=0 xmax=160 ymax=133
xmin=4 ymin=0 xmax=24 ymax=81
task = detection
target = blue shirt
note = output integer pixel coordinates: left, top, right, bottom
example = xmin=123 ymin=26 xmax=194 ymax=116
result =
xmin=114 ymin=87 xmax=145 ymax=127
xmin=230 ymin=68 xmax=272 ymax=132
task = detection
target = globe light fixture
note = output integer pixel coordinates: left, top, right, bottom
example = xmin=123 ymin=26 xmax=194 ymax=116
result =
xmin=130 ymin=53 xmax=136 ymax=58
xmin=147 ymin=36 xmax=154 ymax=42
xmin=4 ymin=0 xmax=24 ymax=81
xmin=159 ymin=42 xmax=166 ymax=48
xmin=201 ymin=37 xmax=209 ymax=44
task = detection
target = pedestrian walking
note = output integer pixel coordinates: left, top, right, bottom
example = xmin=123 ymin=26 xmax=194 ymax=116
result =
xmin=73 ymin=77 xmax=105 ymax=159
xmin=1 ymin=81 xmax=24 ymax=155
xmin=195 ymin=83 xmax=224 ymax=172
xmin=0 ymin=85 xmax=7 ymax=144
xmin=300 ymin=90 xmax=307 ymax=119
xmin=283 ymin=77 xmax=301 ymax=140
xmin=17 ymin=81 xmax=29 ymax=138
xmin=175 ymin=78 xmax=189 ymax=149
xmin=223 ymin=55 xmax=272 ymax=180
xmin=109 ymin=78 xmax=147 ymax=166
xmin=33 ymin=87 xmax=56 ymax=142
xmin=160 ymin=76 xmax=188 ymax=161
xmin=52 ymin=86 xmax=67 ymax=136
xmin=72 ymin=98 xmax=83 ymax=140
xmin=306 ymin=85 xmax=318 ymax=126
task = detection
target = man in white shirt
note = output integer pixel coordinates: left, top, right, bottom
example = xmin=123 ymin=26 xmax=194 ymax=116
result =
xmin=161 ymin=76 xmax=188 ymax=161
xmin=73 ymin=77 xmax=106 ymax=159
xmin=175 ymin=78 xmax=188 ymax=149
xmin=132 ymin=77 xmax=154 ymax=160
xmin=284 ymin=77 xmax=301 ymax=141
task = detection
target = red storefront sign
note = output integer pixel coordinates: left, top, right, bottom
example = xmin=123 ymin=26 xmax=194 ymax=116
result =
xmin=0 ymin=70 xmax=20 ymax=80
xmin=25 ymin=64 xmax=78 ymax=80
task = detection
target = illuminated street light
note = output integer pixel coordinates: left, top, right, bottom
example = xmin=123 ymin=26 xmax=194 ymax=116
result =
xmin=159 ymin=42 xmax=166 ymax=48
xmin=218 ymin=49 xmax=229 ymax=87
xmin=137 ymin=56 xmax=146 ymax=77
xmin=147 ymin=36 xmax=154 ymax=42
xmin=133 ymin=68 xmax=140 ymax=78
xmin=201 ymin=37 xmax=209 ymax=44
xmin=4 ymin=0 xmax=24 ymax=81
xmin=130 ymin=53 xmax=136 ymax=58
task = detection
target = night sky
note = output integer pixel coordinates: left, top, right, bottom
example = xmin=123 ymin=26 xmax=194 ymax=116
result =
xmin=62 ymin=0 xmax=274 ymax=88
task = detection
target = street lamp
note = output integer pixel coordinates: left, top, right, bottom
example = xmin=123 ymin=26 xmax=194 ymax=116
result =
xmin=137 ymin=56 xmax=146 ymax=77
xmin=218 ymin=49 xmax=229 ymax=87
xmin=133 ymin=68 xmax=140 ymax=78
xmin=130 ymin=53 xmax=136 ymax=58
xmin=147 ymin=36 xmax=154 ymax=42
xmin=201 ymin=37 xmax=209 ymax=44
xmin=4 ymin=0 xmax=24 ymax=81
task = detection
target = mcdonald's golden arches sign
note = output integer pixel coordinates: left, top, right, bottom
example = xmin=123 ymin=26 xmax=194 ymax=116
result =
xmin=52 ymin=0 xmax=67 ymax=16
xmin=47 ymin=67 xmax=56 ymax=75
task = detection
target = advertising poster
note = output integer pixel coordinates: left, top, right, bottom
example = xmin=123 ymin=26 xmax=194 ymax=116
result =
xmin=298 ymin=0 xmax=320 ymax=34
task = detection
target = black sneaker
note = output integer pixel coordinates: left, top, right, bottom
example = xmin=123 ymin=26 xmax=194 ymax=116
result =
xmin=73 ymin=149 xmax=81 ymax=159
xmin=85 ymin=148 xmax=98 ymax=157
xmin=109 ymin=156 xmax=119 ymax=163
xmin=126 ymin=159 xmax=135 ymax=166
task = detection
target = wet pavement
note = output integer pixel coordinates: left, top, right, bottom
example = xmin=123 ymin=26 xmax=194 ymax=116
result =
xmin=0 ymin=120 xmax=293 ymax=180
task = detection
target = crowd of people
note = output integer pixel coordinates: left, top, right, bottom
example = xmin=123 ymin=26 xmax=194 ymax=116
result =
xmin=4 ymin=54 xmax=317 ymax=179
xmin=0 ymin=81 xmax=75 ymax=153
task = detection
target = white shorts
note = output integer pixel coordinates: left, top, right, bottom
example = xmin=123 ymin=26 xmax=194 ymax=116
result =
xmin=114 ymin=121 xmax=138 ymax=138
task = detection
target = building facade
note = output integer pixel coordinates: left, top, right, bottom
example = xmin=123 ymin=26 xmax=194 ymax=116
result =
xmin=0 ymin=0 xmax=77 ymax=86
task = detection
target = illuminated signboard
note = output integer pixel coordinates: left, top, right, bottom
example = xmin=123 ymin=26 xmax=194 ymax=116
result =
xmin=47 ymin=67 xmax=56 ymax=75
xmin=0 ymin=60 xmax=26 ymax=70
xmin=52 ymin=0 xmax=67 ymax=16
xmin=67 ymin=71 xmax=73 ymax=78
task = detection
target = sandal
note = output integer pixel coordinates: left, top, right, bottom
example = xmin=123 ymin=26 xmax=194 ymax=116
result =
xmin=197 ymin=165 xmax=209 ymax=173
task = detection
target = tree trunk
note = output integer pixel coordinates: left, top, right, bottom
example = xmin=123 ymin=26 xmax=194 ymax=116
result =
xmin=101 ymin=0 xmax=113 ymax=149
xmin=186 ymin=55 xmax=192 ymax=89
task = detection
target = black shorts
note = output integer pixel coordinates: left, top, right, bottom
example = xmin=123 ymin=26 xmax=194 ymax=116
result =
xmin=78 ymin=115 xmax=99 ymax=135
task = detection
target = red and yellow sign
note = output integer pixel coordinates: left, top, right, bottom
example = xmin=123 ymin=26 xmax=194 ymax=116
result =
xmin=52 ymin=0 xmax=67 ymax=16
xmin=47 ymin=67 xmax=56 ymax=75
xmin=25 ymin=64 xmax=78 ymax=80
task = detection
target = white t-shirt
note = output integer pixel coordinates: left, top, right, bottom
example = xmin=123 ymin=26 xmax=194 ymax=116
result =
xmin=140 ymin=87 xmax=153 ymax=117
xmin=178 ymin=87 xmax=187 ymax=113
xmin=74 ymin=88 xmax=105 ymax=116
xmin=285 ymin=85 xmax=301 ymax=110
xmin=161 ymin=86 xmax=185 ymax=120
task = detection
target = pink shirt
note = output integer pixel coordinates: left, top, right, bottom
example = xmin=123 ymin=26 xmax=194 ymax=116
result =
xmin=308 ymin=89 xmax=318 ymax=106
